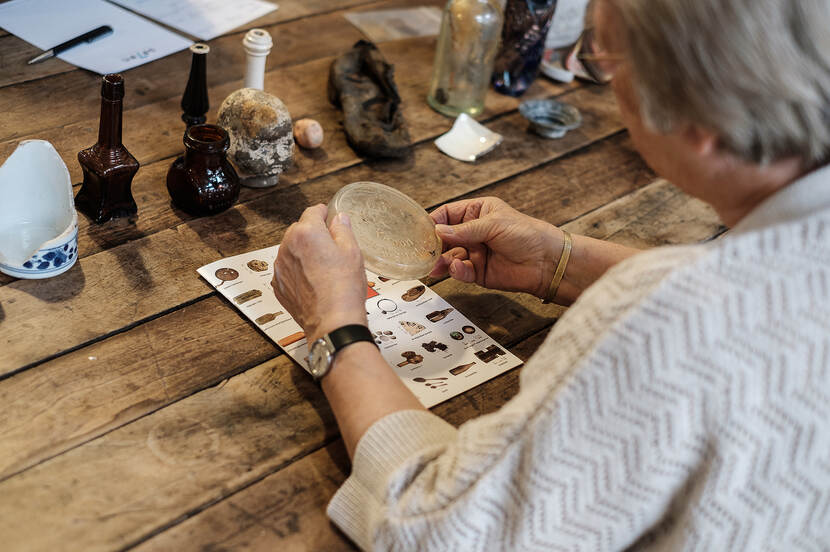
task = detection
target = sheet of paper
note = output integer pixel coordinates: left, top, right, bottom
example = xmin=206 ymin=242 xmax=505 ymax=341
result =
xmin=110 ymin=0 xmax=278 ymax=41
xmin=0 ymin=0 xmax=193 ymax=74
xmin=344 ymin=7 xmax=442 ymax=43
xmin=198 ymin=246 xmax=523 ymax=408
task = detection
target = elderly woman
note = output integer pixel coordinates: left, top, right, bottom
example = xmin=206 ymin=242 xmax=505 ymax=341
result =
xmin=271 ymin=0 xmax=830 ymax=549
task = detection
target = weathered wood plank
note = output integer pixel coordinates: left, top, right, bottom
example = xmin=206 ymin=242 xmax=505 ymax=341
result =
xmin=0 ymin=225 xmax=220 ymax=372
xmin=0 ymin=34 xmax=75 ymax=88
xmin=0 ymin=132 xmax=643 ymax=482
xmin=563 ymin=178 xmax=725 ymax=246
xmin=0 ymin=84 xmax=615 ymax=371
xmin=131 ymin=329 xmax=551 ymax=552
xmin=0 ymin=0 xmax=429 ymax=142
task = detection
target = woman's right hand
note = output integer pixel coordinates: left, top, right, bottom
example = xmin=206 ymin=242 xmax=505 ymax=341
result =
xmin=430 ymin=197 xmax=564 ymax=299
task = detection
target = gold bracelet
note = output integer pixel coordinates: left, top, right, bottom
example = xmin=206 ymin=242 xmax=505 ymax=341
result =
xmin=542 ymin=230 xmax=573 ymax=304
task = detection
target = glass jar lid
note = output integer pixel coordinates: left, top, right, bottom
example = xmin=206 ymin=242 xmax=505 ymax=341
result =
xmin=327 ymin=181 xmax=441 ymax=280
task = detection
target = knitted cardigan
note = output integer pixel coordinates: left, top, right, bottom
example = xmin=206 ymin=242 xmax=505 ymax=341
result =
xmin=327 ymin=167 xmax=830 ymax=551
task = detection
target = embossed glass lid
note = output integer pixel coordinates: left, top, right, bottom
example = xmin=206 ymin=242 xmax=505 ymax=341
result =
xmin=327 ymin=181 xmax=441 ymax=280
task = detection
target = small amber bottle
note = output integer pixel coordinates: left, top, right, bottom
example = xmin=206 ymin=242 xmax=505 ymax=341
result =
xmin=166 ymin=124 xmax=240 ymax=216
xmin=75 ymin=74 xmax=140 ymax=223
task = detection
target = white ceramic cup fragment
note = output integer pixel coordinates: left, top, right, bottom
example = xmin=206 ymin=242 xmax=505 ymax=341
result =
xmin=434 ymin=113 xmax=503 ymax=163
xmin=0 ymin=140 xmax=79 ymax=279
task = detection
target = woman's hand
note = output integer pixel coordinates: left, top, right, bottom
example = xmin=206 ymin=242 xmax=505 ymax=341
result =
xmin=430 ymin=197 xmax=564 ymax=298
xmin=271 ymin=204 xmax=368 ymax=343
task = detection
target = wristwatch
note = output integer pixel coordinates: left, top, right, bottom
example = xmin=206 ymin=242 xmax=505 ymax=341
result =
xmin=307 ymin=324 xmax=376 ymax=381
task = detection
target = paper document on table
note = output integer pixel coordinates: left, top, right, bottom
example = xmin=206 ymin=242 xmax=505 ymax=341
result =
xmin=344 ymin=7 xmax=442 ymax=43
xmin=0 ymin=0 xmax=193 ymax=74
xmin=110 ymin=0 xmax=278 ymax=41
xmin=198 ymin=246 xmax=523 ymax=408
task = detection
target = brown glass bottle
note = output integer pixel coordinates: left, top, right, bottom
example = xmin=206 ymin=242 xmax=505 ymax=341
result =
xmin=166 ymin=124 xmax=240 ymax=216
xmin=75 ymin=74 xmax=140 ymax=223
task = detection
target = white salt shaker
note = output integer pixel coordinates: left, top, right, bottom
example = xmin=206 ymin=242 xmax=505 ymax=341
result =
xmin=242 ymin=29 xmax=273 ymax=91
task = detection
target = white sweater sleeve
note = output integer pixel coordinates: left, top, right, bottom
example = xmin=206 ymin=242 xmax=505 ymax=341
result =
xmin=327 ymin=248 xmax=718 ymax=551
xmin=327 ymin=345 xmax=709 ymax=551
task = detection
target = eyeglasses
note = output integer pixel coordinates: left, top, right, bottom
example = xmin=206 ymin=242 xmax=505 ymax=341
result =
xmin=566 ymin=27 xmax=624 ymax=84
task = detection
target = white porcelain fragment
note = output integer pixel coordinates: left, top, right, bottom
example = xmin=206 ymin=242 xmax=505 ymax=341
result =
xmin=434 ymin=113 xmax=503 ymax=163
xmin=0 ymin=140 xmax=79 ymax=279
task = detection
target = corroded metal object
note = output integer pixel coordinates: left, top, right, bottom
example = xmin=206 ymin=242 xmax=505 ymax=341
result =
xmin=217 ymin=88 xmax=294 ymax=188
xmin=181 ymin=43 xmax=210 ymax=128
xmin=75 ymin=74 xmax=139 ymax=223
xmin=518 ymin=98 xmax=582 ymax=138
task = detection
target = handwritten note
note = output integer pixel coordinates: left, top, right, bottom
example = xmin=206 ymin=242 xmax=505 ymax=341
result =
xmin=0 ymin=0 xmax=192 ymax=74
xmin=110 ymin=0 xmax=278 ymax=41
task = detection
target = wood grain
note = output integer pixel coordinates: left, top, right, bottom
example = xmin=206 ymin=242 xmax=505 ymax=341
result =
xmin=0 ymin=276 xmax=563 ymax=552
xmin=132 ymin=329 xmax=552 ymax=552
xmin=563 ymin=178 xmax=725 ymax=245
xmin=0 ymin=35 xmax=75 ymax=88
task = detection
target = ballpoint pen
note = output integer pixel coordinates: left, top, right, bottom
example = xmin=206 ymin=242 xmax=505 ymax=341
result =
xmin=27 ymin=25 xmax=113 ymax=65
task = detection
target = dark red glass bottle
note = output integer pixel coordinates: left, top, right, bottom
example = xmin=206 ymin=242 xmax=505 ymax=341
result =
xmin=166 ymin=124 xmax=240 ymax=216
xmin=75 ymin=74 xmax=140 ymax=223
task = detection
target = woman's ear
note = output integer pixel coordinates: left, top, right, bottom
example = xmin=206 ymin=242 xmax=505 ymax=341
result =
xmin=682 ymin=124 xmax=718 ymax=157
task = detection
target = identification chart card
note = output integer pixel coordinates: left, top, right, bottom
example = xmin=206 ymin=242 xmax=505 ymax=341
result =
xmin=198 ymin=246 xmax=523 ymax=408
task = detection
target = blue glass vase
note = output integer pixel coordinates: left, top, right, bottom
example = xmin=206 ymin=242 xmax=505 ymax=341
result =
xmin=492 ymin=0 xmax=559 ymax=97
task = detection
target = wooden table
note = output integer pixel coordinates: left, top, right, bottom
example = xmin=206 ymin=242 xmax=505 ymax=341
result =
xmin=0 ymin=2 xmax=724 ymax=550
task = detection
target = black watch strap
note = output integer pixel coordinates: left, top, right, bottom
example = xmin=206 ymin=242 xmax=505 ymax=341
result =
xmin=328 ymin=324 xmax=376 ymax=353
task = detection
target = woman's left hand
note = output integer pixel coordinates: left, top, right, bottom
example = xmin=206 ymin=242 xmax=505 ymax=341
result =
xmin=271 ymin=204 xmax=368 ymax=343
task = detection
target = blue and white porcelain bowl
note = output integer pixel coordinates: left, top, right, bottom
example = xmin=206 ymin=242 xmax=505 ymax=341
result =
xmin=0 ymin=140 xmax=79 ymax=280
xmin=0 ymin=211 xmax=79 ymax=279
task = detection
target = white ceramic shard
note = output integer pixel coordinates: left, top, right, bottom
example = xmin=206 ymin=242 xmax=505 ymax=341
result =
xmin=434 ymin=113 xmax=503 ymax=163
xmin=0 ymin=140 xmax=79 ymax=279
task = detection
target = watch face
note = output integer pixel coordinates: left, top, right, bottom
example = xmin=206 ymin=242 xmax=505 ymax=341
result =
xmin=308 ymin=337 xmax=333 ymax=379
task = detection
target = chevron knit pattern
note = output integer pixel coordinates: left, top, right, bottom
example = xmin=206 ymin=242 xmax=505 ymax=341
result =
xmin=327 ymin=174 xmax=830 ymax=551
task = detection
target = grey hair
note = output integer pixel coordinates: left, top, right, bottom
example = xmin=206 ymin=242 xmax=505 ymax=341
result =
xmin=608 ymin=0 xmax=830 ymax=164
